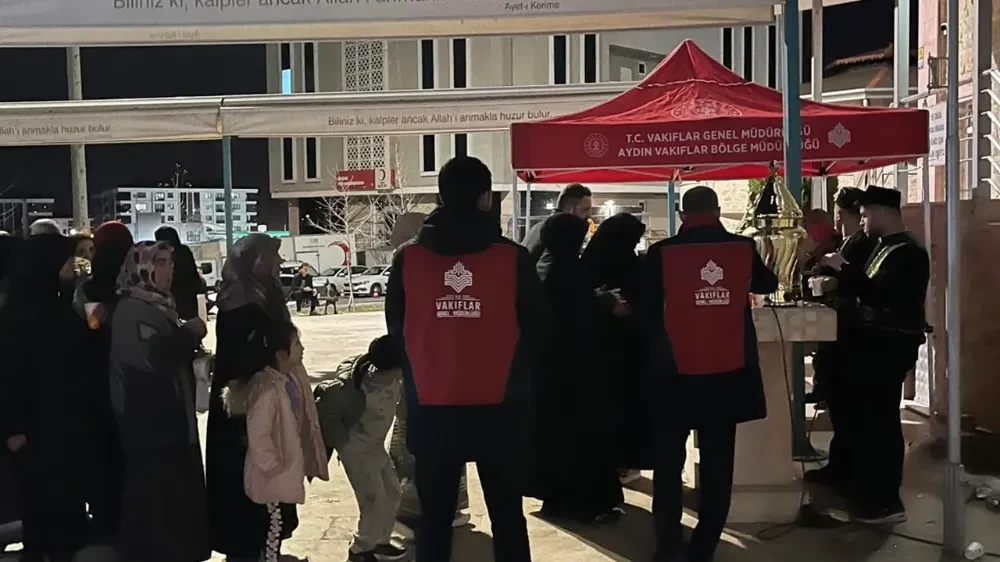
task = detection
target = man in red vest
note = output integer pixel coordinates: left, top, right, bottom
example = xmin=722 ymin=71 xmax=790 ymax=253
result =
xmin=641 ymin=186 xmax=778 ymax=562
xmin=385 ymin=156 xmax=546 ymax=562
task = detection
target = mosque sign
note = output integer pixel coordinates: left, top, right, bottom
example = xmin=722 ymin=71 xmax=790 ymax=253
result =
xmin=0 ymin=0 xmax=776 ymax=45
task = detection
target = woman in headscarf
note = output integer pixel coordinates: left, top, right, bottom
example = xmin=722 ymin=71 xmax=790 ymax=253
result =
xmin=0 ymin=233 xmax=92 ymax=562
xmin=72 ymin=221 xmax=134 ymax=544
xmin=206 ymin=234 xmax=307 ymax=561
xmin=108 ymin=241 xmax=211 ymax=562
xmin=533 ymin=213 xmax=625 ymax=523
xmin=580 ymin=212 xmax=654 ymax=479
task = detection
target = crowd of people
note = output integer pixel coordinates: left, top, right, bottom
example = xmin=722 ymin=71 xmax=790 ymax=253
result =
xmin=0 ymin=154 xmax=929 ymax=562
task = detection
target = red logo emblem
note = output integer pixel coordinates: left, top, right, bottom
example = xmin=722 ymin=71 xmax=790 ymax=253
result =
xmin=583 ymin=133 xmax=610 ymax=158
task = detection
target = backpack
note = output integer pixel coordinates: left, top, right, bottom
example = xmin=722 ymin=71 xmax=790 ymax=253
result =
xmin=313 ymin=355 xmax=368 ymax=451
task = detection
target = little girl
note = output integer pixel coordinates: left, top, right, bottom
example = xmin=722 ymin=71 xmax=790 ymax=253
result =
xmin=226 ymin=322 xmax=329 ymax=562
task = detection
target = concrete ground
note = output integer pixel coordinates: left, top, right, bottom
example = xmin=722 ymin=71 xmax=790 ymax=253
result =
xmin=202 ymin=312 xmax=1000 ymax=562
xmin=4 ymin=312 xmax=995 ymax=561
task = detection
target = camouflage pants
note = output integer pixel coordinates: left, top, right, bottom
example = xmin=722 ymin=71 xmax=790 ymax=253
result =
xmin=389 ymin=394 xmax=469 ymax=520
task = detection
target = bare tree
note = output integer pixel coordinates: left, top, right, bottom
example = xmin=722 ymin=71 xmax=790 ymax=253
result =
xmin=305 ymin=141 xmax=417 ymax=310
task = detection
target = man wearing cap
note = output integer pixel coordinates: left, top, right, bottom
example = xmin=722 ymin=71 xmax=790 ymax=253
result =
xmin=385 ymin=156 xmax=547 ymax=562
xmin=817 ymin=185 xmax=929 ymax=525
xmin=641 ymin=186 xmax=777 ymax=562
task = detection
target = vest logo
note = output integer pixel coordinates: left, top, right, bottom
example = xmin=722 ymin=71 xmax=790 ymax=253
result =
xmin=438 ymin=262 xmax=481 ymax=318
xmin=695 ymin=260 xmax=730 ymax=306
xmin=444 ymin=262 xmax=473 ymax=293
xmin=700 ymin=260 xmax=724 ymax=285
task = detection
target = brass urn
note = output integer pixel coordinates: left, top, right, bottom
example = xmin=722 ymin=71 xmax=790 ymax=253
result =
xmin=739 ymin=164 xmax=807 ymax=306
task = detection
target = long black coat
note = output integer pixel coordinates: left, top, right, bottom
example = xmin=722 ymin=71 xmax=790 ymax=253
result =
xmin=531 ymin=214 xmax=623 ymax=515
xmin=581 ymin=213 xmax=654 ymax=469
xmin=205 ymin=303 xmax=298 ymax=556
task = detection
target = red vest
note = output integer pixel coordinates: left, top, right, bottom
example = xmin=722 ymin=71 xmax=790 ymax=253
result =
xmin=402 ymin=244 xmax=519 ymax=406
xmin=661 ymin=241 xmax=752 ymax=376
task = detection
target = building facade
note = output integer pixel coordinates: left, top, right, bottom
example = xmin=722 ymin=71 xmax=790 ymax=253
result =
xmin=265 ymin=27 xmax=780 ymax=238
xmin=93 ymin=186 xmax=259 ymax=243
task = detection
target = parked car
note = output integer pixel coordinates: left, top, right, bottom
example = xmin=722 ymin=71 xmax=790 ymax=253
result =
xmin=347 ymin=266 xmax=391 ymax=298
xmin=315 ymin=265 xmax=368 ymax=296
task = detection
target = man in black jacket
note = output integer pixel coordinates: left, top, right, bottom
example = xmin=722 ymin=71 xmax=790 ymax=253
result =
xmin=521 ymin=183 xmax=593 ymax=263
xmin=385 ymin=156 xmax=547 ymax=562
xmin=641 ymin=186 xmax=778 ymax=562
xmin=815 ymin=185 xmax=929 ymax=525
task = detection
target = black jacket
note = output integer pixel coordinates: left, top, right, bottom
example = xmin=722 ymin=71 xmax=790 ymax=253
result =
xmin=386 ymin=206 xmax=549 ymax=460
xmin=838 ymin=231 xmax=929 ymax=374
xmin=641 ymin=223 xmax=778 ymax=427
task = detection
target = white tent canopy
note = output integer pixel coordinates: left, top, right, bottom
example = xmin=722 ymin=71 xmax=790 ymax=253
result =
xmin=0 ymin=96 xmax=222 ymax=145
xmin=0 ymin=83 xmax=633 ymax=146
xmin=0 ymin=0 xmax=776 ymax=46
xmin=0 ymin=0 xmax=863 ymax=46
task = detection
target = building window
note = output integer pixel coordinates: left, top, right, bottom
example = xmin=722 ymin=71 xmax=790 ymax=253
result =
xmin=233 ymin=215 xmax=242 ymax=222
xmin=167 ymin=192 xmax=175 ymax=199
xmin=767 ymin=25 xmax=777 ymax=88
xmin=343 ymin=40 xmax=388 ymax=172
xmin=451 ymin=38 xmax=467 ymax=89
xmin=303 ymin=42 xmax=317 ymax=93
xmin=166 ymin=215 xmax=175 ymax=222
xmin=420 ymin=39 xmax=437 ymax=90
xmin=582 ymin=33 xmax=598 ymax=84
xmin=305 ymin=137 xmax=320 ymax=181
xmin=215 ymin=193 xmax=225 ymax=201
xmin=637 ymin=62 xmax=647 ymax=76
xmin=215 ymin=204 xmax=225 ymax=213
xmin=451 ymin=38 xmax=468 ymax=159
xmin=280 ymin=42 xmax=296 ymax=183
xmin=722 ymin=28 xmax=733 ymax=69
xmin=134 ymin=202 xmax=148 ymax=212
xmin=282 ymin=138 xmax=296 ymax=182
xmin=421 ymin=135 xmax=438 ymax=175
xmin=420 ymin=39 xmax=438 ymax=175
xmin=743 ymin=27 xmax=754 ymax=80
xmin=550 ymin=35 xmax=568 ymax=84
xmin=154 ymin=192 xmax=166 ymax=201
xmin=134 ymin=192 xmax=147 ymax=199
xmin=304 ymin=42 xmax=320 ymax=182
xmin=154 ymin=204 xmax=165 ymax=213
xmin=454 ymin=134 xmax=468 ymax=158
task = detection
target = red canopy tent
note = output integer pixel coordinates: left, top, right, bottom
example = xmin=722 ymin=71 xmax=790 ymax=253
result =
xmin=510 ymin=40 xmax=929 ymax=183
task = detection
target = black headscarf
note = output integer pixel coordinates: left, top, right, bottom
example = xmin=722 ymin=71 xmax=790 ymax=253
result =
xmin=3 ymin=233 xmax=76 ymax=322
xmin=536 ymin=213 xmax=590 ymax=308
xmin=581 ymin=213 xmax=646 ymax=301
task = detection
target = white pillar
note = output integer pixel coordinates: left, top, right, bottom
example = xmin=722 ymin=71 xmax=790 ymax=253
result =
xmin=67 ymin=47 xmax=89 ymax=231
xmin=893 ymin=0 xmax=911 ymax=193
xmin=810 ymin=0 xmax=826 ymax=210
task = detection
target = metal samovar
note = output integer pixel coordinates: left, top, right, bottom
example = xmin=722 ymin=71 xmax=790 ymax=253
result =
xmin=739 ymin=165 xmax=807 ymax=306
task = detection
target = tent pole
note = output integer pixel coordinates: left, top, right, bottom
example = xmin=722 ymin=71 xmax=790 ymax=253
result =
xmin=222 ymin=135 xmax=235 ymax=250
xmin=922 ymin=155 xmax=935 ymax=415
xmin=511 ymin=172 xmax=520 ymax=241
xmin=525 ymin=181 xmax=533 ymax=232
xmin=810 ymin=0 xmax=826 ymax=210
xmin=782 ymin=0 xmax=818 ymax=462
xmin=893 ymin=0 xmax=911 ymax=192
xmin=666 ymin=180 xmax=678 ymax=236
xmin=943 ymin=0 xmax=965 ymax=551
xmin=67 ymin=46 xmax=90 ymax=232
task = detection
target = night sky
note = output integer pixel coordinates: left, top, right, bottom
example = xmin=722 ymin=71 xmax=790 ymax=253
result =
xmin=0 ymin=0 xmax=907 ymax=227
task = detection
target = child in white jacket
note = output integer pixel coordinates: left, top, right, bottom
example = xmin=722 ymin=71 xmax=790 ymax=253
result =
xmin=227 ymin=322 xmax=330 ymax=562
